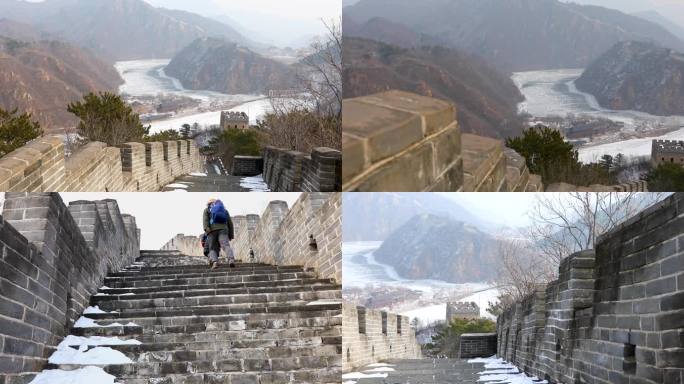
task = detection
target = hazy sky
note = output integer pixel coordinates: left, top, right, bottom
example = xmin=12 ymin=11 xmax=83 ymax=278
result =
xmin=142 ymin=0 xmax=341 ymax=47
xmin=440 ymin=193 xmax=538 ymax=228
xmin=60 ymin=192 xmax=301 ymax=249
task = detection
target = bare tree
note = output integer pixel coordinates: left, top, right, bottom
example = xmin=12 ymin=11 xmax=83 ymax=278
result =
xmin=496 ymin=238 xmax=555 ymax=303
xmin=263 ymin=18 xmax=342 ymax=152
xmin=528 ymin=192 xmax=667 ymax=268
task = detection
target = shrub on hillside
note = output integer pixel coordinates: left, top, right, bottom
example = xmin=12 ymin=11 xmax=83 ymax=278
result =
xmin=209 ymin=128 xmax=263 ymax=170
xmin=429 ymin=317 xmax=496 ymax=358
xmin=646 ymin=163 xmax=684 ymax=191
xmin=0 ymin=108 xmax=43 ymax=157
xmin=68 ymin=92 xmax=149 ymax=146
xmin=506 ymin=125 xmax=615 ymax=186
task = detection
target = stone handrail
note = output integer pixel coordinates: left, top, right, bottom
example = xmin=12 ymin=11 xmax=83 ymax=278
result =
xmin=0 ymin=136 xmax=201 ymax=191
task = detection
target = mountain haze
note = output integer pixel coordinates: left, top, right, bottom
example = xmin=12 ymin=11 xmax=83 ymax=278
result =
xmin=0 ymin=37 xmax=123 ymax=131
xmin=373 ymin=214 xmax=502 ymax=283
xmin=342 ymin=192 xmax=489 ymax=242
xmin=344 ymin=0 xmax=684 ymax=71
xmin=575 ymin=41 xmax=684 ymax=116
xmin=0 ymin=0 xmax=251 ymax=60
xmin=344 ymin=37 xmax=524 ymax=138
xmin=165 ymin=38 xmax=291 ymax=94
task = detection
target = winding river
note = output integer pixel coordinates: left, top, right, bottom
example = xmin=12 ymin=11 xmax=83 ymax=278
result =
xmin=114 ymin=59 xmax=274 ymax=134
xmin=512 ymin=69 xmax=684 ymax=162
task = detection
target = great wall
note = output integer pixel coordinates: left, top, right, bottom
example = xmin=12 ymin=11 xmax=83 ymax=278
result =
xmin=342 ymin=90 xmax=649 ymax=192
xmin=342 ymin=194 xmax=684 ymax=384
xmin=0 ymin=192 xmax=342 ymax=383
xmin=497 ymin=192 xmax=684 ymax=384
xmin=0 ymin=135 xmax=342 ymax=192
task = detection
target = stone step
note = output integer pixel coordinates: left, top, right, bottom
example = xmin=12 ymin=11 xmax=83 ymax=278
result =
xmin=72 ymin=311 xmax=342 ymax=337
xmin=91 ymin=290 xmax=341 ymax=312
xmin=105 ymin=268 xmax=311 ymax=283
xmin=82 ymin=306 xmax=342 ymax=327
xmin=96 ymin=355 xmax=341 ymax=377
xmin=120 ymin=367 xmax=341 ymax=384
xmin=86 ymin=343 xmax=341 ymax=363
xmin=98 ymin=278 xmax=336 ymax=295
xmin=137 ymin=327 xmax=341 ymax=345
xmin=66 ymin=336 xmax=341 ymax=352
xmin=104 ymin=273 xmax=317 ymax=288
xmin=109 ymin=264 xmax=304 ymax=277
xmin=93 ymin=283 xmax=340 ymax=304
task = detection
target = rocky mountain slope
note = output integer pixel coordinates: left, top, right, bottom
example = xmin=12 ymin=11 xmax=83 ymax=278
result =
xmin=165 ymin=37 xmax=291 ymax=94
xmin=373 ymin=214 xmax=502 ymax=283
xmin=0 ymin=37 xmax=123 ymax=131
xmin=343 ymin=37 xmax=525 ymax=138
xmin=344 ymin=0 xmax=684 ymax=71
xmin=575 ymin=41 xmax=684 ymax=116
xmin=0 ymin=0 xmax=251 ymax=61
xmin=342 ymin=193 xmax=488 ymax=242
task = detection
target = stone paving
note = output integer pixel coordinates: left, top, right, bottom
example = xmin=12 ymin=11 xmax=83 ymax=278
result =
xmin=164 ymin=159 xmax=253 ymax=192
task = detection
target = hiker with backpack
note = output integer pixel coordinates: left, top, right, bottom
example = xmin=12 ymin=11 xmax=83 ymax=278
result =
xmin=203 ymin=198 xmax=236 ymax=269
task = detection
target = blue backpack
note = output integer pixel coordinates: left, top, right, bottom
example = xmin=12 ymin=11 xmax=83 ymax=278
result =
xmin=210 ymin=200 xmax=229 ymax=225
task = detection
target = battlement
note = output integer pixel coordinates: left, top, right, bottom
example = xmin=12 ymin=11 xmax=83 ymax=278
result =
xmin=652 ymin=139 xmax=684 ymax=167
xmin=161 ymin=193 xmax=341 ymax=283
xmin=342 ymin=302 xmax=422 ymax=372
xmin=0 ymin=193 xmax=140 ymax=382
xmin=0 ymin=136 xmax=201 ymax=191
xmin=342 ymin=91 xmax=542 ymax=192
xmin=446 ymin=301 xmax=480 ymax=321
xmin=220 ymin=111 xmax=249 ymax=129
xmin=497 ymin=194 xmax=684 ymax=383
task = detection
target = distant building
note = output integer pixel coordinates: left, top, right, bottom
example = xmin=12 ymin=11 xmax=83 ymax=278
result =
xmin=446 ymin=302 xmax=480 ymax=322
xmin=220 ymin=111 xmax=249 ymax=130
xmin=652 ymin=140 xmax=684 ymax=167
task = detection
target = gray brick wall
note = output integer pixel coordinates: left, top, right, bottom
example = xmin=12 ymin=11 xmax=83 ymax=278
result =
xmin=342 ymin=302 xmax=422 ymax=372
xmin=262 ymin=146 xmax=341 ymax=192
xmin=497 ymin=193 xmax=684 ymax=384
xmin=459 ymin=333 xmax=497 ymax=358
xmin=0 ymin=193 xmax=140 ymax=383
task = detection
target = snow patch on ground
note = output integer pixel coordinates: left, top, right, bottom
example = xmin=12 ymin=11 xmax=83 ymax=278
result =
xmin=240 ymin=175 xmax=271 ymax=192
xmin=165 ymin=183 xmax=189 ymax=189
xmin=29 ymin=366 xmax=117 ymax=384
xmin=73 ymin=316 xmax=139 ymax=328
xmin=59 ymin=335 xmax=141 ymax=348
xmin=48 ymin=345 xmax=133 ymax=365
xmin=469 ymin=356 xmax=548 ymax=384
xmin=306 ymin=299 xmax=342 ymax=306
xmin=190 ymin=172 xmax=208 ymax=177
xmin=342 ymin=372 xmax=389 ymax=380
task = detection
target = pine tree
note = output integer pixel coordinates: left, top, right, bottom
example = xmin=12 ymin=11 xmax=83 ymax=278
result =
xmin=0 ymin=108 xmax=43 ymax=157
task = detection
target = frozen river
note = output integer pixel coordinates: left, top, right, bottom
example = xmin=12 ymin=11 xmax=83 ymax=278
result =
xmin=343 ymin=242 xmax=499 ymax=321
xmin=115 ymin=59 xmax=274 ymax=133
xmin=512 ymin=69 xmax=684 ymax=162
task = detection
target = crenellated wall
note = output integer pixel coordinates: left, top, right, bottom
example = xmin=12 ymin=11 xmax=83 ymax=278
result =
xmin=0 ymin=136 xmax=202 ymax=192
xmin=342 ymin=303 xmax=422 ymax=372
xmin=497 ymin=193 xmax=684 ymax=384
xmin=262 ymin=147 xmax=342 ymax=192
xmin=342 ymin=91 xmax=543 ymax=192
xmin=159 ymin=234 xmax=203 ymax=257
xmin=0 ymin=193 xmax=140 ymax=383
xmin=161 ymin=193 xmax=342 ymax=283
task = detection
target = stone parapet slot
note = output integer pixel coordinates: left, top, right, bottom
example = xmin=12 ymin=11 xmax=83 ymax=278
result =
xmin=0 ymin=136 xmax=202 ymax=191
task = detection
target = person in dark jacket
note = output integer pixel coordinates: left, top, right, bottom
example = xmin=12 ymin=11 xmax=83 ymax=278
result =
xmin=203 ymin=198 xmax=235 ymax=269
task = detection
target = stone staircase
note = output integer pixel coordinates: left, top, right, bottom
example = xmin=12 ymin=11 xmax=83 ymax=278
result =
xmin=51 ymin=250 xmax=342 ymax=383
